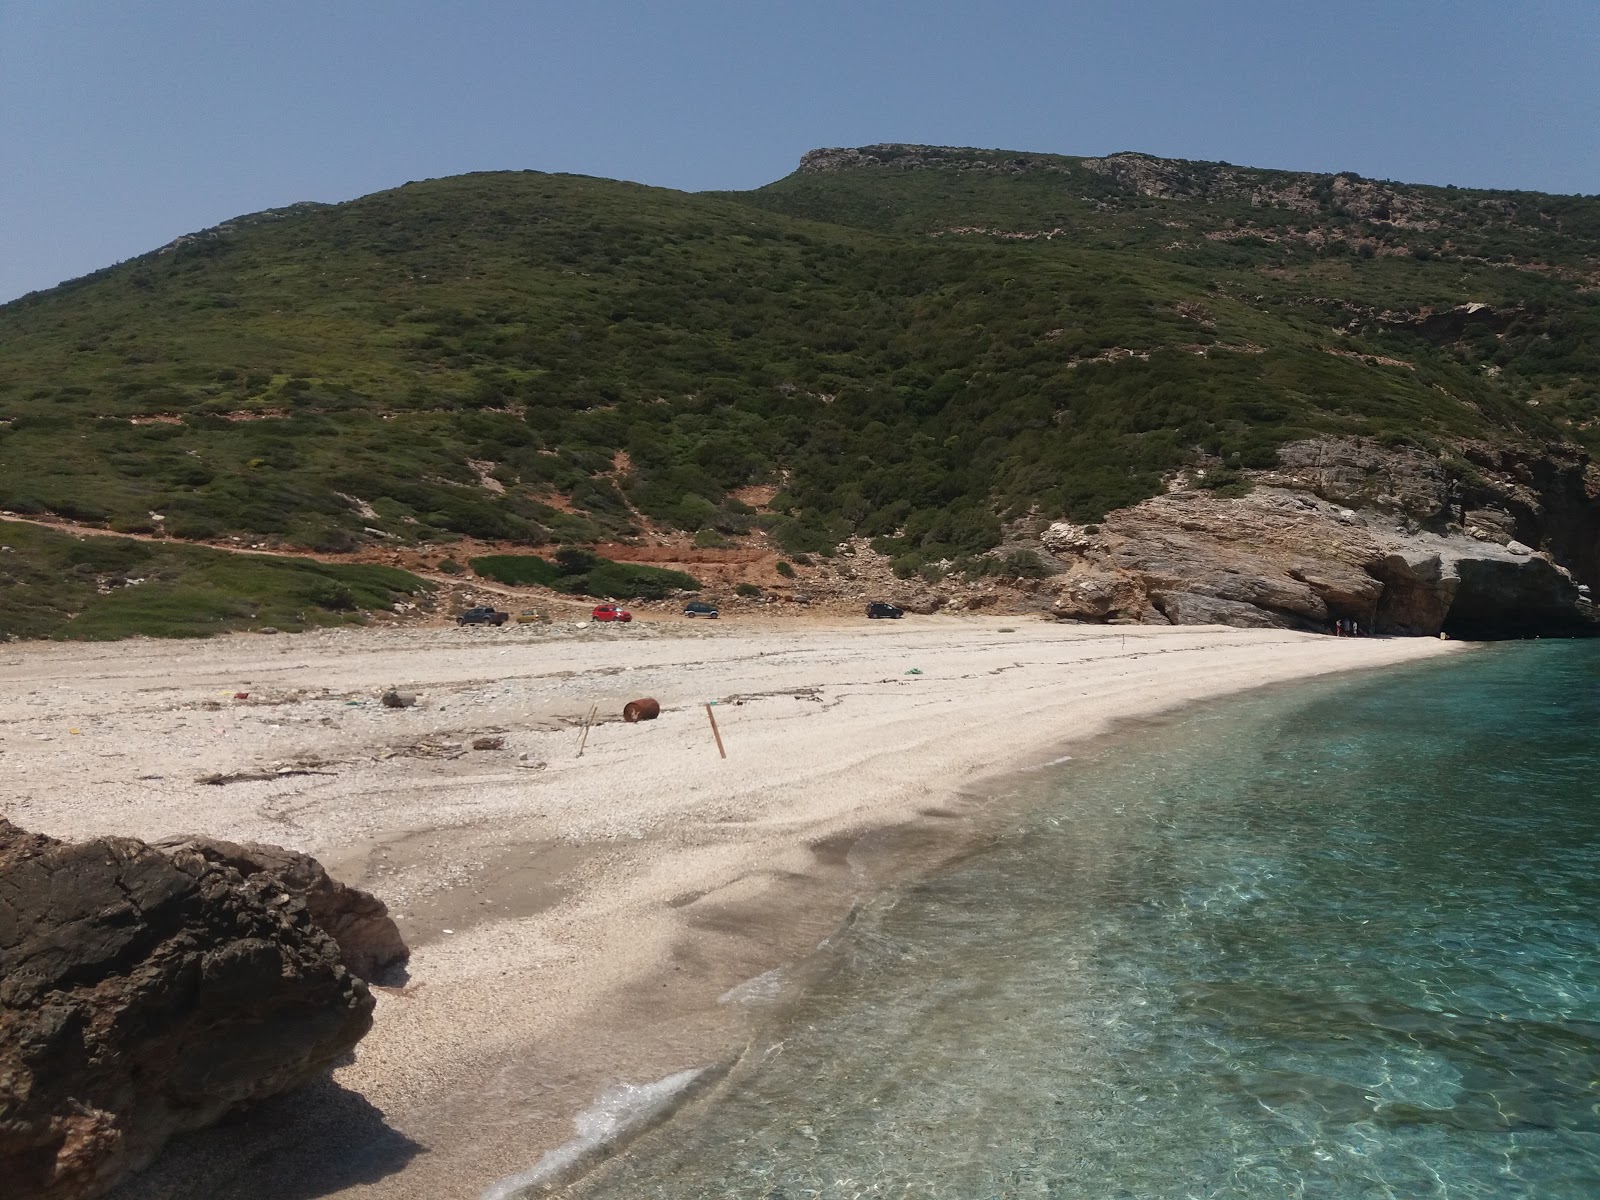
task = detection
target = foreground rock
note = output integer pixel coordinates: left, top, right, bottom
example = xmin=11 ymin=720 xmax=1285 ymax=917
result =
xmin=0 ymin=820 xmax=377 ymax=1200
xmin=152 ymin=837 xmax=408 ymax=982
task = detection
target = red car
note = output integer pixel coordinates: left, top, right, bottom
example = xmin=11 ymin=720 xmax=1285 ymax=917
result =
xmin=591 ymin=604 xmax=633 ymax=623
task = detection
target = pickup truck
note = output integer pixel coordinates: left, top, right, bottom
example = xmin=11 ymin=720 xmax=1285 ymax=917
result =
xmin=456 ymin=605 xmax=509 ymax=626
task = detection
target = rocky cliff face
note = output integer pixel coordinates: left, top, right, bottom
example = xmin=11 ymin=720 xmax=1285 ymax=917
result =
xmin=1079 ymin=152 xmax=1441 ymax=224
xmin=0 ymin=821 xmax=381 ymax=1200
xmin=1040 ymin=438 xmax=1599 ymax=638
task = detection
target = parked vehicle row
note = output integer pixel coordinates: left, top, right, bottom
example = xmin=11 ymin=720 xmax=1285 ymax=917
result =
xmin=456 ymin=599 xmax=907 ymax=624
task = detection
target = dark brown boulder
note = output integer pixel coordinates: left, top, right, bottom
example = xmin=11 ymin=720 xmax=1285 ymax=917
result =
xmin=151 ymin=837 xmax=408 ymax=982
xmin=0 ymin=819 xmax=375 ymax=1200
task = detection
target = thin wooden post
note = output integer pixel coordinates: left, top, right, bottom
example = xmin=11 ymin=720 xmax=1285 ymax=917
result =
xmin=576 ymin=702 xmax=597 ymax=758
xmin=705 ymin=703 xmax=726 ymax=759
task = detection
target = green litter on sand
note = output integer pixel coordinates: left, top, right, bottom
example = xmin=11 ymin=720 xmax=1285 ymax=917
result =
xmin=905 ymin=668 xmax=923 ymax=675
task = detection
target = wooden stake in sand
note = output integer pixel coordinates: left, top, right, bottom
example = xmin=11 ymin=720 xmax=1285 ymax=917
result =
xmin=704 ymin=703 xmax=727 ymax=759
xmin=576 ymin=702 xmax=598 ymax=758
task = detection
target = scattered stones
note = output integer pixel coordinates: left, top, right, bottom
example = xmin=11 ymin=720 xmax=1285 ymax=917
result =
xmin=471 ymin=736 xmax=505 ymax=751
xmin=380 ymin=690 xmax=416 ymax=709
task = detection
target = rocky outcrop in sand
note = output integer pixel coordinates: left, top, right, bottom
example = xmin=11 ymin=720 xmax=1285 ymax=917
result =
xmin=1041 ymin=438 xmax=1599 ymax=638
xmin=151 ymin=837 xmax=409 ymax=982
xmin=0 ymin=820 xmax=376 ymax=1200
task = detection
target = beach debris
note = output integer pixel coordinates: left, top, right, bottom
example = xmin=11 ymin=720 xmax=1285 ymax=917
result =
xmin=576 ymin=703 xmax=599 ymax=757
xmin=721 ymin=686 xmax=823 ymax=705
xmin=622 ymin=698 xmax=660 ymax=723
xmin=233 ymin=692 xmax=250 ymax=700
xmin=471 ymin=736 xmax=504 ymax=751
xmin=905 ymin=667 xmax=924 ymax=675
xmin=705 ymin=703 xmax=727 ymax=759
xmin=381 ymin=740 xmax=465 ymax=760
xmin=381 ymin=689 xmax=417 ymax=709
xmin=198 ymin=767 xmax=337 ymax=786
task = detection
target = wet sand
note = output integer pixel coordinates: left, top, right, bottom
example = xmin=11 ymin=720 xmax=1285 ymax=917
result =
xmin=0 ymin=617 xmax=1459 ymax=1198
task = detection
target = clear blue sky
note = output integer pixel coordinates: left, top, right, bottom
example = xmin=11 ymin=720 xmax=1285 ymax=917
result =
xmin=3 ymin=0 xmax=1597 ymax=303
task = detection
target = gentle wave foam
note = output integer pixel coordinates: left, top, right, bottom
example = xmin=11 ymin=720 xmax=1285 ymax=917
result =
xmin=480 ymin=1067 xmax=706 ymax=1199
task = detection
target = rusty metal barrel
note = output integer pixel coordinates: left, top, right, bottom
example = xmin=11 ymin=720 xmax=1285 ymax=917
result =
xmin=622 ymin=697 xmax=661 ymax=723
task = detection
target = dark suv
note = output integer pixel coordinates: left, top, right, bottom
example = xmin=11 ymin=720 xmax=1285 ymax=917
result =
xmin=866 ymin=601 xmax=904 ymax=620
xmin=684 ymin=601 xmax=720 ymax=619
xmin=456 ymin=605 xmax=509 ymax=626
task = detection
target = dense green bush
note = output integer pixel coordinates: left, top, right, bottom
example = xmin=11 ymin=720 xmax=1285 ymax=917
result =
xmin=965 ymin=549 xmax=1052 ymax=579
xmin=584 ymin=561 xmax=700 ymax=600
xmin=467 ymin=554 xmax=562 ymax=587
xmin=470 ymin=552 xmax=699 ymax=599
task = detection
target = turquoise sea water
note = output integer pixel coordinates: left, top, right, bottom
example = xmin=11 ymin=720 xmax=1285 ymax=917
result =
xmin=571 ymin=642 xmax=1600 ymax=1199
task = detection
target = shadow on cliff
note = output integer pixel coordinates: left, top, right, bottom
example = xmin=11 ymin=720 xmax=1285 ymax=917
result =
xmin=106 ymin=1077 xmax=424 ymax=1200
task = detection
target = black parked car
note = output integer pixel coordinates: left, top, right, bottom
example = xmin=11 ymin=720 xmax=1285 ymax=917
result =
xmin=684 ymin=600 xmax=720 ymax=619
xmin=456 ymin=605 xmax=509 ymax=626
xmin=866 ymin=601 xmax=904 ymax=620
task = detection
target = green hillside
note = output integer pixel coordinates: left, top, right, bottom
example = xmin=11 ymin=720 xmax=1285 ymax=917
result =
xmin=2 ymin=143 xmax=1596 ymax=584
xmin=0 ymin=519 xmax=429 ymax=641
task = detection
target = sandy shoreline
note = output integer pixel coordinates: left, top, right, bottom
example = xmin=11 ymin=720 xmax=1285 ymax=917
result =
xmin=0 ymin=617 xmax=1460 ymax=1198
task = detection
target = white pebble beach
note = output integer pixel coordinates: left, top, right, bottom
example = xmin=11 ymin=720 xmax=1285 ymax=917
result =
xmin=0 ymin=615 xmax=1459 ymax=1199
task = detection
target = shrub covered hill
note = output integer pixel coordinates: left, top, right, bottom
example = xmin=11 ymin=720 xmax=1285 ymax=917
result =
xmin=2 ymin=143 xmax=1599 ymax=636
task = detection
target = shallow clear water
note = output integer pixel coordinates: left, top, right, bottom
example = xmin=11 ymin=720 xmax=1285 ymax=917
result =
xmin=573 ymin=642 xmax=1600 ymax=1199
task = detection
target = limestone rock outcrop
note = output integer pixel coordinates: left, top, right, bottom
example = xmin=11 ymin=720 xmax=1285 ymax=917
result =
xmin=1040 ymin=438 xmax=1600 ymax=638
xmin=151 ymin=837 xmax=408 ymax=982
xmin=0 ymin=820 xmax=376 ymax=1200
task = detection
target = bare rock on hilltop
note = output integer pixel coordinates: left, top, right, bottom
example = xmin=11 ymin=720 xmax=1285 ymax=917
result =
xmin=0 ymin=819 xmax=376 ymax=1200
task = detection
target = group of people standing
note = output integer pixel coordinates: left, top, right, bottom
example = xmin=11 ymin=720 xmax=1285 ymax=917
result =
xmin=1332 ymin=618 xmax=1362 ymax=636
